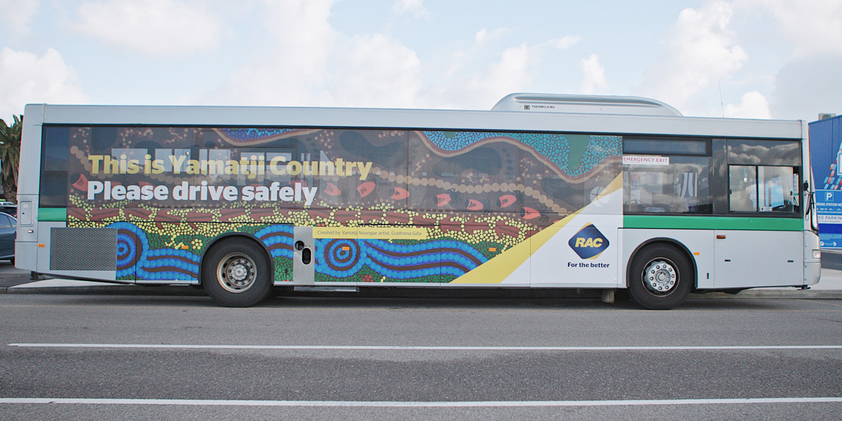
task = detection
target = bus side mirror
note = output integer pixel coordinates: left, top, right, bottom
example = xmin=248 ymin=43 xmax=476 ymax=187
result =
xmin=803 ymin=182 xmax=809 ymax=191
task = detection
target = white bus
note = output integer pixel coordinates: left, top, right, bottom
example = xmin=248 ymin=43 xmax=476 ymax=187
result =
xmin=15 ymin=94 xmax=821 ymax=309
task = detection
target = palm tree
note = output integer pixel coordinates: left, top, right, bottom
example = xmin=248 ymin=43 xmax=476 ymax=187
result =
xmin=0 ymin=115 xmax=22 ymax=203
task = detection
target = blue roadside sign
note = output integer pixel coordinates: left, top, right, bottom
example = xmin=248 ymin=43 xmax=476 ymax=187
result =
xmin=810 ymin=115 xmax=842 ymax=249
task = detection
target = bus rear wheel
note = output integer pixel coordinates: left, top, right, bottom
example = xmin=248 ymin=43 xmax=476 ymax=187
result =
xmin=628 ymin=244 xmax=693 ymax=310
xmin=202 ymin=238 xmax=272 ymax=307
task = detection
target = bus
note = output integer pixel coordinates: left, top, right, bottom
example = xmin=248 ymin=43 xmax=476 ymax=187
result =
xmin=15 ymin=94 xmax=821 ymax=309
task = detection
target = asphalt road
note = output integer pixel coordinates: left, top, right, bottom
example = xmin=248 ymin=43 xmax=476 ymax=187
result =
xmin=2 ymin=293 xmax=842 ymax=420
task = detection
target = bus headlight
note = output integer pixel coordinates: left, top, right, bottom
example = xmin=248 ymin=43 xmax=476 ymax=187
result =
xmin=813 ymin=249 xmax=822 ymax=260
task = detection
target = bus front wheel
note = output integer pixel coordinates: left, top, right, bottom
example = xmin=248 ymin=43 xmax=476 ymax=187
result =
xmin=201 ymin=238 xmax=272 ymax=307
xmin=628 ymin=244 xmax=693 ymax=310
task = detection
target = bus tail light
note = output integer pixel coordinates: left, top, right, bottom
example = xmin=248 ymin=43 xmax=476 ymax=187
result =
xmin=812 ymin=249 xmax=821 ymax=260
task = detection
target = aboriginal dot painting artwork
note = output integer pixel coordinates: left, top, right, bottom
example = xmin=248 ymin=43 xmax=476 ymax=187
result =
xmin=62 ymin=126 xmax=622 ymax=283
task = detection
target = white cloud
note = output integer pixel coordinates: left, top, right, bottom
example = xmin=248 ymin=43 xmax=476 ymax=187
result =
xmin=547 ymin=35 xmax=582 ymax=50
xmin=424 ymin=33 xmax=578 ymax=108
xmin=73 ymin=0 xmax=222 ymax=56
xmin=529 ymin=35 xmax=581 ymax=53
xmin=199 ymin=0 xmax=424 ymax=108
xmin=725 ymin=0 xmax=842 ymax=120
xmin=260 ymin=0 xmax=336 ymax=57
xmin=0 ymin=0 xmax=39 ymax=33
xmin=479 ymin=44 xmax=533 ymax=94
xmin=0 ymin=48 xmax=89 ymax=117
xmin=769 ymin=54 xmax=842 ymax=121
xmin=737 ymin=0 xmax=842 ymax=57
xmin=579 ymin=54 xmax=608 ymax=94
xmin=723 ymin=91 xmax=771 ymax=118
xmin=392 ymin=0 xmax=428 ymax=18
xmin=198 ymin=0 xmax=336 ymax=106
xmin=196 ymin=1 xmax=573 ymax=111
xmin=637 ymin=1 xmax=747 ymax=114
xmin=475 ymin=28 xmax=510 ymax=45
xmin=420 ymin=44 xmax=535 ymax=109
xmin=327 ymin=34 xmax=421 ymax=107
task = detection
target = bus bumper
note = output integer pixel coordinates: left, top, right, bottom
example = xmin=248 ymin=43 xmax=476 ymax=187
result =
xmin=805 ymin=231 xmax=821 ymax=286
xmin=805 ymin=261 xmax=821 ymax=286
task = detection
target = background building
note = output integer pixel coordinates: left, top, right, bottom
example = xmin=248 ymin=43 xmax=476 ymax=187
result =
xmin=810 ymin=113 xmax=842 ymax=267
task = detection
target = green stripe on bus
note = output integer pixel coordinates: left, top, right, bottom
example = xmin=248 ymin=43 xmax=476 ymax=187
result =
xmin=623 ymin=215 xmax=803 ymax=231
xmin=38 ymin=208 xmax=67 ymax=222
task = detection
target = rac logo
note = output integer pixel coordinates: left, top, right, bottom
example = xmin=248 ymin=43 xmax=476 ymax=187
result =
xmin=568 ymin=223 xmax=609 ymax=260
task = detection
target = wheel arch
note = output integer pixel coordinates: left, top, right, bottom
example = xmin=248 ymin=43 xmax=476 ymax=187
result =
xmin=198 ymin=232 xmax=272 ymax=287
xmin=626 ymin=237 xmax=698 ymax=290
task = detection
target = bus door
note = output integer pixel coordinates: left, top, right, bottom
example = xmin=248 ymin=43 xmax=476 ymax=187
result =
xmin=716 ymin=163 xmax=803 ymax=288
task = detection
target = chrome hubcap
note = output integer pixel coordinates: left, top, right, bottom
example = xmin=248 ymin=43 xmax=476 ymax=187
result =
xmin=217 ymin=253 xmax=257 ymax=293
xmin=643 ymin=259 xmax=677 ymax=293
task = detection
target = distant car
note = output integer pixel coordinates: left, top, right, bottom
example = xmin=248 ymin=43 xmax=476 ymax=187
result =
xmin=0 ymin=212 xmax=16 ymax=264
xmin=0 ymin=202 xmax=16 ymax=217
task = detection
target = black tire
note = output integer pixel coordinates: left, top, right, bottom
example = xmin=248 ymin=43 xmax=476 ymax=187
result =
xmin=201 ymin=238 xmax=272 ymax=307
xmin=627 ymin=244 xmax=693 ymax=310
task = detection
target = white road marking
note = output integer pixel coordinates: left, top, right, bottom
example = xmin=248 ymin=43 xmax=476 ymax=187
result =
xmin=7 ymin=344 xmax=842 ymax=351
xmin=1 ymin=397 xmax=841 ymax=407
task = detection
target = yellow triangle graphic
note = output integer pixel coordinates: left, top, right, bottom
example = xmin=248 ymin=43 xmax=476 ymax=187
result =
xmin=450 ymin=173 xmax=623 ymax=284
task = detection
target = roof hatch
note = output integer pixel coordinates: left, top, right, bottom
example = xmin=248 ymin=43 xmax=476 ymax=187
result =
xmin=492 ymin=93 xmax=683 ymax=116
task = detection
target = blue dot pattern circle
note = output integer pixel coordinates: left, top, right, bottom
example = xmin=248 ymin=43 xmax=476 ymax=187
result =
xmin=112 ymin=222 xmax=199 ymax=281
xmin=315 ymin=236 xmax=488 ymax=280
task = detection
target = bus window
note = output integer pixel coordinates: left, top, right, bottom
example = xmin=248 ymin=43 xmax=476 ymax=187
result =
xmin=727 ymin=139 xmax=800 ymax=166
xmin=39 ymin=126 xmax=70 ymax=208
xmin=624 ymin=155 xmax=711 ymax=214
xmin=729 ymin=165 xmax=799 ymax=212
xmin=759 ymin=166 xmax=798 ymax=212
xmin=624 ymin=139 xmax=707 ymax=155
xmin=729 ymin=165 xmax=757 ymax=212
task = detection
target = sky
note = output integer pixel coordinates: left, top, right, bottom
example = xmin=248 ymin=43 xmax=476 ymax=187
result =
xmin=1 ymin=0 xmax=840 ymax=122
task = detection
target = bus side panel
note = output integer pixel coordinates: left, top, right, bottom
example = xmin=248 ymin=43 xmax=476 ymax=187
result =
xmin=312 ymin=234 xmax=445 ymax=286
xmin=15 ymin=241 xmax=38 ymax=272
xmin=35 ymin=221 xmax=124 ymax=282
xmin=530 ymin=213 xmax=621 ymax=288
xmin=443 ymin=175 xmax=624 ymax=288
xmin=445 ymin=233 xmax=532 ymax=287
xmin=713 ymin=230 xmax=803 ymax=288
xmin=526 ymin=175 xmax=623 ymax=288
xmin=531 ymin=215 xmax=622 ymax=288
xmin=621 ymin=229 xmax=715 ymax=289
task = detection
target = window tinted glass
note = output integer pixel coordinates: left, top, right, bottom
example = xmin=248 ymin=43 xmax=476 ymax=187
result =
xmin=727 ymin=139 xmax=800 ymax=166
xmin=729 ymin=165 xmax=799 ymax=213
xmin=624 ymin=155 xmax=711 ymax=214
xmin=758 ymin=166 xmax=798 ymax=212
xmin=729 ymin=165 xmax=757 ymax=212
xmin=40 ymin=126 xmax=70 ymax=208
xmin=624 ymin=139 xmax=707 ymax=155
